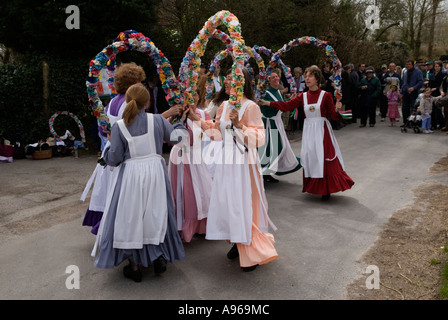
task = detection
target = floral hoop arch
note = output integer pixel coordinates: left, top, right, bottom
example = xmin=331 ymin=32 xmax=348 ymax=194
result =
xmin=252 ymin=45 xmax=297 ymax=95
xmin=178 ymin=10 xmax=245 ymax=109
xmin=86 ymin=30 xmax=181 ymax=126
xmin=205 ymin=45 xmax=267 ymax=100
xmin=270 ymin=36 xmax=343 ymax=101
xmin=49 ymin=111 xmax=86 ymax=143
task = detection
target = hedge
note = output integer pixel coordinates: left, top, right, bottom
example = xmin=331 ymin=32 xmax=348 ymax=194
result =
xmin=0 ymin=53 xmax=99 ymax=150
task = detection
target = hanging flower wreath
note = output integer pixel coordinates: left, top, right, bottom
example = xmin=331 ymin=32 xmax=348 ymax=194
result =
xmin=253 ymin=45 xmax=297 ymax=95
xmin=205 ymin=45 xmax=266 ymax=100
xmin=49 ymin=111 xmax=86 ymax=143
xmin=86 ymin=30 xmax=182 ymax=127
xmin=270 ymin=36 xmax=343 ymax=101
xmin=178 ymin=10 xmax=245 ymax=110
xmin=205 ymin=49 xmax=230 ymax=100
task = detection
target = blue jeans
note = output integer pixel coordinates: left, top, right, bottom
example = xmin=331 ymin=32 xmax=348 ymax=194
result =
xmin=422 ymin=116 xmax=431 ymax=130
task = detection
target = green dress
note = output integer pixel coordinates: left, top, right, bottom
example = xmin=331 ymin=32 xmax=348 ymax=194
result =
xmin=258 ymin=87 xmax=301 ymax=176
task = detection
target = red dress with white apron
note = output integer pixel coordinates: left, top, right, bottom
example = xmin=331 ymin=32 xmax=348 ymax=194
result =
xmin=301 ymin=90 xmax=354 ymax=195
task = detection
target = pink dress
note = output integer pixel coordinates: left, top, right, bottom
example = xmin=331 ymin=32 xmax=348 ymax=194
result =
xmin=387 ymin=91 xmax=401 ymax=119
xmin=168 ymin=108 xmax=212 ymax=242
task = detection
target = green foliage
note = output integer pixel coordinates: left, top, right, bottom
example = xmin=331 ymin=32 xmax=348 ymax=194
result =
xmin=440 ymin=261 xmax=448 ymax=300
xmin=0 ymin=0 xmax=158 ymax=60
xmin=0 ymin=53 xmax=93 ymax=145
xmin=0 ymin=0 xmax=160 ymax=147
xmin=376 ymin=41 xmax=410 ymax=67
xmin=430 ymin=258 xmax=441 ymax=265
xmin=154 ymin=0 xmax=335 ymax=71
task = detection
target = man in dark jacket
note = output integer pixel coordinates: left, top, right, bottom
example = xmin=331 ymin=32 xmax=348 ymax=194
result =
xmin=401 ymin=60 xmax=424 ymax=126
xmin=358 ymin=67 xmax=381 ymax=127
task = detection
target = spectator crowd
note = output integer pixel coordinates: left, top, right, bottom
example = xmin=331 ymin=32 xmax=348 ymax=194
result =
xmin=272 ymin=59 xmax=448 ymax=135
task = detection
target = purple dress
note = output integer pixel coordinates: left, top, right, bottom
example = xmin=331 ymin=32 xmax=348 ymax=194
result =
xmin=82 ymin=94 xmax=126 ymax=234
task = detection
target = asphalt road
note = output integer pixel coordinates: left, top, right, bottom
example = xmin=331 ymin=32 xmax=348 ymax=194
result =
xmin=1 ymin=117 xmax=447 ymax=301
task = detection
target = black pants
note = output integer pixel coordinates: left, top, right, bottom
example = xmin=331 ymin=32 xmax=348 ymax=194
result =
xmin=360 ymin=100 xmax=377 ymax=125
xmin=380 ymin=93 xmax=388 ymax=118
xmin=402 ymin=91 xmax=418 ymax=122
xmin=352 ymin=95 xmax=361 ymax=121
xmin=431 ymin=103 xmax=445 ymax=129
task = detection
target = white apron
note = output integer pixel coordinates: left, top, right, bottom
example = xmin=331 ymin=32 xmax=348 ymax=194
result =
xmin=301 ymin=91 xmax=344 ymax=178
xmin=206 ymin=100 xmax=276 ymax=246
xmin=260 ymin=89 xmax=300 ymax=174
xmin=187 ymin=111 xmax=212 ymax=220
xmin=198 ymin=108 xmax=221 ymax=178
xmin=111 ymin=114 xmax=168 ymax=249
xmin=80 ymin=98 xmax=126 ymax=210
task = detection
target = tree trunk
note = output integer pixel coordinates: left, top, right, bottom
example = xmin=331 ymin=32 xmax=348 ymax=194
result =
xmin=42 ymin=61 xmax=49 ymax=117
xmin=408 ymin=0 xmax=415 ymax=54
xmin=413 ymin=0 xmax=429 ymax=59
xmin=427 ymin=0 xmax=441 ymax=58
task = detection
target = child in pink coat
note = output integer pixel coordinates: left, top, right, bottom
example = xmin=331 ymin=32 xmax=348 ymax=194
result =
xmin=387 ymin=84 xmax=401 ymax=126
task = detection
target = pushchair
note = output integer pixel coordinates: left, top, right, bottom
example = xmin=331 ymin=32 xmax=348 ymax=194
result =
xmin=401 ymin=93 xmax=423 ymax=133
xmin=401 ymin=111 xmax=422 ymax=133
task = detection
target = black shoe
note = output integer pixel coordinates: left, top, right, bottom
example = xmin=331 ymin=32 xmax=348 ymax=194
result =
xmin=263 ymin=175 xmax=279 ymax=183
xmin=369 ymin=124 xmax=374 ymax=127
xmin=321 ymin=194 xmax=331 ymax=201
xmin=123 ymin=264 xmax=142 ymax=282
xmin=227 ymin=244 xmax=239 ymax=259
xmin=359 ymin=124 xmax=366 ymax=128
xmin=154 ymin=256 xmax=167 ymax=274
xmin=241 ymin=265 xmax=258 ymax=272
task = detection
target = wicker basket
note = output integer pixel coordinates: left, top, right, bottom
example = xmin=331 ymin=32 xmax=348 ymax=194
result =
xmin=32 ymin=148 xmax=52 ymax=160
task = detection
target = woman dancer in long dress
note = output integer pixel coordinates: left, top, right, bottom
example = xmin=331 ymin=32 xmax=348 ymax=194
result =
xmin=188 ymin=68 xmax=278 ymax=272
xmin=82 ymin=62 xmax=146 ymax=234
xmin=92 ymin=83 xmax=189 ymax=282
xmin=259 ymin=65 xmax=354 ymax=200
xmin=168 ymin=93 xmax=212 ymax=242
xmin=82 ymin=63 xmax=184 ymax=234
xmin=258 ymin=68 xmax=301 ymax=183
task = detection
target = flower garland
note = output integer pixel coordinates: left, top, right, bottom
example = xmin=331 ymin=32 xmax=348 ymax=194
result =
xmin=178 ymin=10 xmax=245 ymax=110
xmin=271 ymin=36 xmax=343 ymax=101
xmin=86 ymin=30 xmax=182 ymax=126
xmin=205 ymin=48 xmax=231 ymax=100
xmin=253 ymin=45 xmax=297 ymax=95
xmin=205 ymin=45 xmax=266 ymax=100
xmin=49 ymin=111 xmax=86 ymax=143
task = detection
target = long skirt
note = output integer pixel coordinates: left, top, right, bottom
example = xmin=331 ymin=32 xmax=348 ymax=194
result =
xmin=302 ymin=124 xmax=354 ymax=195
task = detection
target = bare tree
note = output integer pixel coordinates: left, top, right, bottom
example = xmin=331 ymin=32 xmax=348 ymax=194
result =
xmin=427 ymin=0 xmax=446 ymax=58
xmin=403 ymin=0 xmax=433 ymax=59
